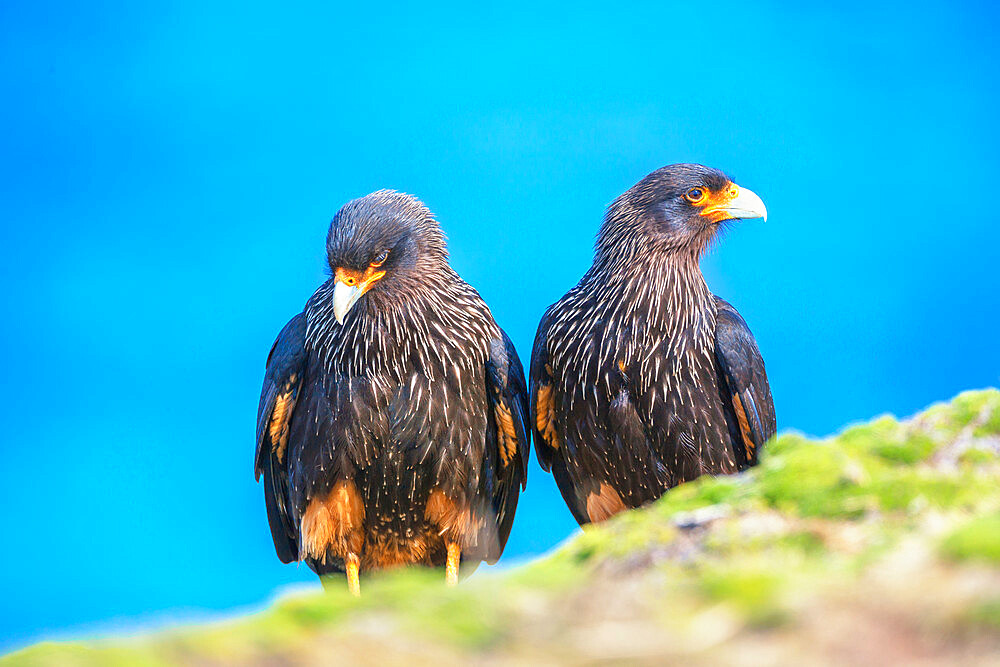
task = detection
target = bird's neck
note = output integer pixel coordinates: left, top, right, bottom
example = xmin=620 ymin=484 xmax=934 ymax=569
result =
xmin=591 ymin=250 xmax=715 ymax=340
xmin=306 ymin=271 xmax=495 ymax=379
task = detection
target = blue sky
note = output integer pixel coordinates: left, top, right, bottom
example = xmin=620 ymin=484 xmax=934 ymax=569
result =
xmin=2 ymin=0 xmax=998 ymax=652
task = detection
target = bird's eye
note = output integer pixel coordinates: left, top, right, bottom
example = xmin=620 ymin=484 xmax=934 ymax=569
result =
xmin=371 ymin=250 xmax=389 ymax=267
xmin=684 ymin=187 xmax=706 ymax=203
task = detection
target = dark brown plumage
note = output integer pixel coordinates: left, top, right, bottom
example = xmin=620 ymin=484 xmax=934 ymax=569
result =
xmin=255 ymin=191 xmax=528 ymax=592
xmin=529 ymin=164 xmax=775 ymax=524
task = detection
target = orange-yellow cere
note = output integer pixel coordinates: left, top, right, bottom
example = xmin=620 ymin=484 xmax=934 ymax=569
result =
xmin=698 ymin=183 xmax=741 ymax=223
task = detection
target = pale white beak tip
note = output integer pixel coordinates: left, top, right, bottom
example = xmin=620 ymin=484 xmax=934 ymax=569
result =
xmin=332 ymin=281 xmax=363 ymax=325
xmin=728 ymin=186 xmax=768 ymax=222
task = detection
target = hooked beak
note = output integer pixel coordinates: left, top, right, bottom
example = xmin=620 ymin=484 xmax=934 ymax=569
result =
xmin=333 ymin=280 xmax=364 ymax=324
xmin=722 ymin=186 xmax=767 ymax=222
xmin=703 ymin=185 xmax=767 ymax=223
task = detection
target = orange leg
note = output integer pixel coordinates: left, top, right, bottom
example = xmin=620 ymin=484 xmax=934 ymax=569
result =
xmin=345 ymin=552 xmax=360 ymax=597
xmin=445 ymin=542 xmax=460 ymax=586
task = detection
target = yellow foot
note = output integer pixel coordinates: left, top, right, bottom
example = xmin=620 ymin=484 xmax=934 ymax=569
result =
xmin=445 ymin=542 xmax=460 ymax=586
xmin=346 ymin=553 xmax=360 ymax=597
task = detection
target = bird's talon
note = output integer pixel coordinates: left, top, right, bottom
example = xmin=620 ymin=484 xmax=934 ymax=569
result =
xmin=346 ymin=553 xmax=360 ymax=597
xmin=445 ymin=542 xmax=460 ymax=586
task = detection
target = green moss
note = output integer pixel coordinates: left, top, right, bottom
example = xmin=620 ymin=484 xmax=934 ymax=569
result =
xmin=835 ymin=415 xmax=940 ymax=466
xmin=274 ymin=590 xmax=352 ymax=628
xmin=872 ymin=468 xmax=991 ymax=512
xmin=510 ymin=553 xmax=586 ymax=591
xmin=774 ymin=530 xmax=827 ymax=556
xmin=401 ymin=590 xmax=506 ymax=648
xmin=759 ymin=431 xmax=812 ymax=457
xmin=644 ymin=475 xmax=745 ymax=519
xmin=958 ymin=447 xmax=998 ymax=465
xmin=840 ymin=416 xmax=900 ymax=453
xmin=951 ymin=391 xmax=993 ymax=429
xmin=755 ymin=441 xmax=868 ymax=518
xmin=964 ymin=599 xmax=1000 ymax=630
xmin=973 ymin=397 xmax=1000 ymax=436
xmin=4 ymin=644 xmax=171 ymax=667
xmin=881 ymin=431 xmax=937 ymax=464
xmin=697 ymin=567 xmax=786 ymax=627
xmin=940 ymin=514 xmax=1000 ymax=564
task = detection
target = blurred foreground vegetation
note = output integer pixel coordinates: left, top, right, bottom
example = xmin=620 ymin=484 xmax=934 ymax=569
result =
xmin=7 ymin=390 xmax=1000 ymax=665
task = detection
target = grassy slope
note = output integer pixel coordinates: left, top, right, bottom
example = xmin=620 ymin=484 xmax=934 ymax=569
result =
xmin=7 ymin=390 xmax=1000 ymax=665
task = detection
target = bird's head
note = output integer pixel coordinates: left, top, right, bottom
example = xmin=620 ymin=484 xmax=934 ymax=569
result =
xmin=601 ymin=163 xmax=767 ymax=259
xmin=325 ymin=190 xmax=447 ymax=324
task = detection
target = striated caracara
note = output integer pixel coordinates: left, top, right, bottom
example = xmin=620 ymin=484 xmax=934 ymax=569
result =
xmin=255 ymin=191 xmax=529 ymax=594
xmin=529 ymin=164 xmax=775 ymax=525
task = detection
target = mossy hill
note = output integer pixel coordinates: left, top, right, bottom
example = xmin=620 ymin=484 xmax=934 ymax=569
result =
xmin=7 ymin=390 xmax=1000 ymax=665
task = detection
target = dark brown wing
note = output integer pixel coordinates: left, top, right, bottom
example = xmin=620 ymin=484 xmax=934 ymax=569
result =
xmin=528 ymin=307 xmax=597 ymax=525
xmin=713 ymin=297 xmax=776 ymax=467
xmin=482 ymin=328 xmax=529 ymax=563
xmin=528 ymin=307 xmax=558 ymax=472
xmin=255 ymin=313 xmax=306 ymax=563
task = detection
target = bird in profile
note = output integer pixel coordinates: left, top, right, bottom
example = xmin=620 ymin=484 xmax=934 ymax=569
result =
xmin=529 ymin=164 xmax=775 ymax=525
xmin=255 ymin=191 xmax=529 ymax=595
